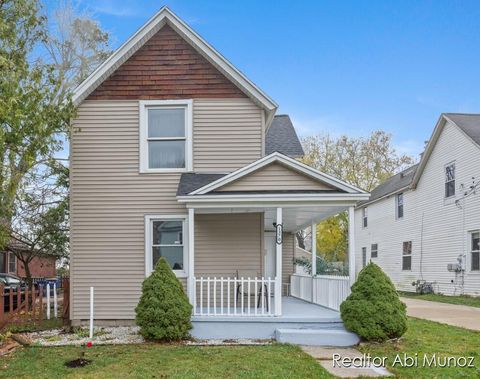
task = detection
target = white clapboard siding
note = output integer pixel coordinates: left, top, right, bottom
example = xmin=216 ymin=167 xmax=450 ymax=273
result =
xmin=355 ymin=121 xmax=480 ymax=296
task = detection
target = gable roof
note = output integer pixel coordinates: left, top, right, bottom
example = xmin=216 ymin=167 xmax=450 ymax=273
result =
xmin=187 ymin=152 xmax=368 ymax=196
xmin=358 ymin=164 xmax=418 ymax=207
xmin=444 ymin=113 xmax=480 ymax=146
xmin=266 ymin=115 xmax=304 ymax=157
xmin=72 ymin=7 xmax=278 ymax=124
xmin=412 ymin=113 xmax=480 ymax=188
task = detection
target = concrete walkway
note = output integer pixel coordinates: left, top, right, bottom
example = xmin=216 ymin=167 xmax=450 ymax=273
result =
xmin=401 ymin=297 xmax=480 ymax=331
xmin=301 ymin=346 xmax=391 ymax=378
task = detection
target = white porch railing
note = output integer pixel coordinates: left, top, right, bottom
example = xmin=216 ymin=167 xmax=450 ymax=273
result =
xmin=290 ymin=274 xmax=350 ymax=311
xmin=193 ymin=277 xmax=276 ymax=317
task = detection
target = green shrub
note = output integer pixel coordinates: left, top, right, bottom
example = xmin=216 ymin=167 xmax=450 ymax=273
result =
xmin=340 ymin=262 xmax=407 ymax=342
xmin=135 ymin=257 xmax=192 ymax=341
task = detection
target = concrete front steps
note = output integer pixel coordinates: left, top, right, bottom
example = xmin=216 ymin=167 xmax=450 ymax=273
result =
xmin=275 ymin=326 xmax=360 ymax=347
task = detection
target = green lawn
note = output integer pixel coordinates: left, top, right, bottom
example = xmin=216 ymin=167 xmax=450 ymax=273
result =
xmin=358 ymin=318 xmax=480 ymax=378
xmin=0 ymin=343 xmax=332 ymax=379
xmin=399 ymin=291 xmax=480 ymax=308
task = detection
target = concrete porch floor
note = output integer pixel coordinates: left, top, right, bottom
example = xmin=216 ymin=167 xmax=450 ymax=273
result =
xmin=192 ymin=296 xmax=341 ymax=322
xmin=190 ymin=297 xmax=359 ymax=346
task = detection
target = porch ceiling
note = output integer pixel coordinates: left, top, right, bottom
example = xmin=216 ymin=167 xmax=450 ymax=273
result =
xmin=194 ymin=204 xmax=348 ymax=232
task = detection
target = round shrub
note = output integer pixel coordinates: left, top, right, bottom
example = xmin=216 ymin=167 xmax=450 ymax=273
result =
xmin=135 ymin=257 xmax=192 ymax=341
xmin=340 ymin=262 xmax=407 ymax=342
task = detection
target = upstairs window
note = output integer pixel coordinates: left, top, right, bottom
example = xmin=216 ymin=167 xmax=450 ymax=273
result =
xmin=362 ymin=207 xmax=368 ymax=228
xmin=396 ymin=193 xmax=404 ymax=219
xmin=445 ymin=162 xmax=455 ymax=198
xmin=139 ymin=100 xmax=192 ymax=173
xmin=471 ymin=231 xmax=480 ymax=271
xmin=371 ymin=243 xmax=378 ymax=258
xmin=402 ymin=241 xmax=412 ymax=271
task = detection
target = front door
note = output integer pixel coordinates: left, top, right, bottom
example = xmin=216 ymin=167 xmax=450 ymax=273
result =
xmin=264 ymin=232 xmax=276 ymax=279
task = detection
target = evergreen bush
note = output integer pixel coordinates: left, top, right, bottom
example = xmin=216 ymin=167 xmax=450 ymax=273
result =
xmin=340 ymin=262 xmax=407 ymax=342
xmin=135 ymin=257 xmax=192 ymax=341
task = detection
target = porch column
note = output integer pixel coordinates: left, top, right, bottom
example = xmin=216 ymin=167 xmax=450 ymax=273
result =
xmin=275 ymin=207 xmax=282 ymax=316
xmin=188 ymin=208 xmax=195 ymax=306
xmin=348 ymin=206 xmax=356 ymax=287
xmin=311 ymin=221 xmax=317 ymax=302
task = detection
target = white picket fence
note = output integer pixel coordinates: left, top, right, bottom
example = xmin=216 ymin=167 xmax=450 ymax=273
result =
xmin=290 ymin=274 xmax=350 ymax=311
xmin=193 ymin=277 xmax=276 ymax=317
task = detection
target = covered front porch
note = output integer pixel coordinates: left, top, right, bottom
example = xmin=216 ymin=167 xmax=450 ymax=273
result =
xmin=177 ymin=153 xmax=369 ymax=320
xmin=186 ymin=204 xmax=357 ymax=318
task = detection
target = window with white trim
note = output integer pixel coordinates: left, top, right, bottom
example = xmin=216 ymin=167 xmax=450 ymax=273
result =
xmin=402 ymin=241 xmax=412 ymax=271
xmin=371 ymin=243 xmax=378 ymax=258
xmin=471 ymin=231 xmax=479 ymax=271
xmin=362 ymin=247 xmax=367 ymax=267
xmin=139 ymin=100 xmax=192 ymax=172
xmin=146 ymin=215 xmax=187 ymax=277
xmin=362 ymin=207 xmax=368 ymax=228
xmin=445 ymin=162 xmax=455 ymax=198
xmin=8 ymin=252 xmax=16 ymax=273
xmin=396 ymin=193 xmax=404 ymax=219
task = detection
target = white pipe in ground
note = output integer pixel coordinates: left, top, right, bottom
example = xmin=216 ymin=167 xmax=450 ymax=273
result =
xmin=89 ymin=286 xmax=94 ymax=339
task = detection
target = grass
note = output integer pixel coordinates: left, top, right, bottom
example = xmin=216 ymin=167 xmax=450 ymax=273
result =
xmin=399 ymin=291 xmax=480 ymax=308
xmin=0 ymin=343 xmax=332 ymax=379
xmin=358 ymin=318 xmax=480 ymax=378
xmin=4 ymin=318 xmax=63 ymax=334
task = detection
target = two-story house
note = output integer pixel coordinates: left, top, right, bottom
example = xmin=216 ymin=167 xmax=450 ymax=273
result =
xmin=355 ymin=113 xmax=480 ymax=297
xmin=70 ymin=7 xmax=368 ymax=345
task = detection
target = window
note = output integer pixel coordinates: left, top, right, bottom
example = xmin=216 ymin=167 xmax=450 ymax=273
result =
xmin=371 ymin=243 xmax=378 ymax=258
xmin=139 ymin=100 xmax=192 ymax=172
xmin=145 ymin=215 xmax=187 ymax=277
xmin=445 ymin=162 xmax=455 ymax=198
xmin=362 ymin=247 xmax=367 ymax=267
xmin=8 ymin=252 xmax=16 ymax=273
xmin=471 ymin=231 xmax=480 ymax=271
xmin=396 ymin=193 xmax=404 ymax=219
xmin=402 ymin=241 xmax=412 ymax=270
xmin=362 ymin=207 xmax=368 ymax=228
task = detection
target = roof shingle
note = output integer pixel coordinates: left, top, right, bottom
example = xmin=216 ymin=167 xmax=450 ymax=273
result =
xmin=266 ymin=115 xmax=304 ymax=157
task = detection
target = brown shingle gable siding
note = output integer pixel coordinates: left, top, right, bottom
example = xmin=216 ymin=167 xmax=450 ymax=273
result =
xmin=87 ymin=25 xmax=247 ymax=100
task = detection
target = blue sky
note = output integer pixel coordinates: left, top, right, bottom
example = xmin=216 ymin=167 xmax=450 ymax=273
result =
xmin=44 ymin=0 xmax=480 ymax=157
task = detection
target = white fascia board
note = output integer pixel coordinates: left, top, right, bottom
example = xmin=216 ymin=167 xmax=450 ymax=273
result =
xmin=177 ymin=192 xmax=369 ymax=205
xmin=72 ymin=6 xmax=277 ymax=115
xmin=190 ymin=152 xmax=368 ymax=195
xmin=354 ymin=185 xmax=411 ymax=209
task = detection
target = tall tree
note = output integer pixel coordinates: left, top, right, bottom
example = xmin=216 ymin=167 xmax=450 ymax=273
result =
xmin=300 ymin=131 xmax=415 ymax=263
xmin=0 ymin=0 xmax=74 ymax=278
xmin=44 ymin=0 xmax=111 ymax=101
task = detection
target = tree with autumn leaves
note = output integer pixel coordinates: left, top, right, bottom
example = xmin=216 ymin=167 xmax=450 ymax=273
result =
xmin=299 ymin=131 xmax=415 ymax=268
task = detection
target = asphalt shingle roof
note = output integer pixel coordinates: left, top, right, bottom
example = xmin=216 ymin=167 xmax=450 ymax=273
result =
xmin=445 ymin=113 xmax=480 ymax=146
xmin=266 ymin=115 xmax=304 ymax=157
xmin=358 ymin=164 xmax=418 ymax=206
xmin=177 ymin=173 xmax=226 ymax=196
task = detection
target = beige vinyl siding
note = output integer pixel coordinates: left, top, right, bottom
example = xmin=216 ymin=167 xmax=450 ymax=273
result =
xmin=282 ymin=233 xmax=295 ymax=294
xmin=71 ymin=98 xmax=265 ymax=320
xmin=193 ymin=99 xmax=263 ymax=172
xmin=195 ymin=213 xmax=262 ymax=278
xmin=218 ymin=163 xmax=334 ymax=192
xmin=70 ymin=100 xmax=188 ymax=321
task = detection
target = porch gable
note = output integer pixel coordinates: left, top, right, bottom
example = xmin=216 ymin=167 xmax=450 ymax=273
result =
xmin=215 ymin=162 xmax=336 ymax=193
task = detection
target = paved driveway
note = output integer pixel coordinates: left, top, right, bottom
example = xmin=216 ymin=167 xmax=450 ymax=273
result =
xmin=401 ymin=297 xmax=480 ymax=331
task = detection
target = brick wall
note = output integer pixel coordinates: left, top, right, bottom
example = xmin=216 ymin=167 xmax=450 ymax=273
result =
xmin=16 ymin=256 xmax=56 ymax=278
xmin=87 ymin=25 xmax=247 ymax=100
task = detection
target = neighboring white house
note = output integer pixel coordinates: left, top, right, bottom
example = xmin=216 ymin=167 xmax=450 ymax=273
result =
xmin=355 ymin=113 xmax=480 ymax=296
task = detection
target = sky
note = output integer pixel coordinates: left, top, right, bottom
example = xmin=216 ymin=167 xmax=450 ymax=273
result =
xmin=43 ymin=0 xmax=480 ymax=158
